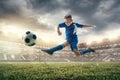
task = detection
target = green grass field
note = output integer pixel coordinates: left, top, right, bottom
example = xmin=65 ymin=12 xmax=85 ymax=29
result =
xmin=0 ymin=62 xmax=120 ymax=80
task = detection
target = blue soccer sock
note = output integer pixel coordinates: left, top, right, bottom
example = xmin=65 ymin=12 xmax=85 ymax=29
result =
xmin=49 ymin=44 xmax=65 ymax=54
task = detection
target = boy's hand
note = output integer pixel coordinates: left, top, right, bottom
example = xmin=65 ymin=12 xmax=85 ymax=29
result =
xmin=57 ymin=31 xmax=62 ymax=35
xmin=83 ymin=25 xmax=96 ymax=28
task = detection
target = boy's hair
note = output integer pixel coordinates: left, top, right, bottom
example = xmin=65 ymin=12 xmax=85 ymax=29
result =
xmin=64 ymin=14 xmax=72 ymax=19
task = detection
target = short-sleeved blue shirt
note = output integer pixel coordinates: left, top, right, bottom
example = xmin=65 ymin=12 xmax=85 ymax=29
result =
xmin=58 ymin=22 xmax=84 ymax=42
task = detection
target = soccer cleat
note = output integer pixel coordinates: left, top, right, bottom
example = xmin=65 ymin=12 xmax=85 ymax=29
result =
xmin=79 ymin=48 xmax=95 ymax=55
xmin=41 ymin=49 xmax=53 ymax=55
xmin=88 ymin=48 xmax=95 ymax=52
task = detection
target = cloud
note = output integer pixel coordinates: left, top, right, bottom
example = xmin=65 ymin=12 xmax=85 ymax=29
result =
xmin=27 ymin=0 xmax=120 ymax=33
xmin=26 ymin=0 xmax=63 ymax=14
xmin=0 ymin=0 xmax=53 ymax=31
xmin=0 ymin=0 xmax=120 ymax=43
xmin=64 ymin=0 xmax=120 ymax=34
xmin=1 ymin=0 xmax=120 ymax=32
xmin=0 ymin=0 xmax=21 ymax=17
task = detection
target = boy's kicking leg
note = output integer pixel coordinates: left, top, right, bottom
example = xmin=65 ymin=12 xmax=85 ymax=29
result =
xmin=41 ymin=42 xmax=69 ymax=55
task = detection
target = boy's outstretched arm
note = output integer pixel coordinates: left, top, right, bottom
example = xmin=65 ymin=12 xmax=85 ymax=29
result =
xmin=83 ymin=24 xmax=96 ymax=28
xmin=57 ymin=26 xmax=62 ymax=36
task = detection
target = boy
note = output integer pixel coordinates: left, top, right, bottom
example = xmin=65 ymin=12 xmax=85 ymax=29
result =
xmin=42 ymin=14 xmax=96 ymax=56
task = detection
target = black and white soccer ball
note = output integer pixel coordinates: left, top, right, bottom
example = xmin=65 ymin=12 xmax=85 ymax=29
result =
xmin=23 ymin=31 xmax=37 ymax=46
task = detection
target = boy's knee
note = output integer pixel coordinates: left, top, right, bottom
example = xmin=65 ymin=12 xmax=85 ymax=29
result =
xmin=73 ymin=49 xmax=80 ymax=56
xmin=63 ymin=42 xmax=69 ymax=47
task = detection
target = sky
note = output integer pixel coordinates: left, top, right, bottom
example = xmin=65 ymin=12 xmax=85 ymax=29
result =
xmin=0 ymin=0 xmax=120 ymax=44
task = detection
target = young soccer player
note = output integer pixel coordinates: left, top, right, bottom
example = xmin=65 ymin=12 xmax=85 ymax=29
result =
xmin=42 ymin=14 xmax=96 ymax=56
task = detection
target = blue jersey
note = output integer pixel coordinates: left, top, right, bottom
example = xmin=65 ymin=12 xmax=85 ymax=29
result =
xmin=58 ymin=22 xmax=84 ymax=42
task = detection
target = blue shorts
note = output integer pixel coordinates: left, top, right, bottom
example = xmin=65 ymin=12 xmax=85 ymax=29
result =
xmin=67 ymin=37 xmax=78 ymax=51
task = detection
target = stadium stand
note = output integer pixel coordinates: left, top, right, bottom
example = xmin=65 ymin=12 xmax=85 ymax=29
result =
xmin=0 ymin=38 xmax=120 ymax=62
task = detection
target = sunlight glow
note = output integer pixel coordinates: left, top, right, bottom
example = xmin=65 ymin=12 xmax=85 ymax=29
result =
xmin=1 ymin=24 xmax=26 ymax=37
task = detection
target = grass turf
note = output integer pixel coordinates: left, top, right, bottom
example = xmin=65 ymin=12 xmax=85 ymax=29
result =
xmin=0 ymin=62 xmax=120 ymax=80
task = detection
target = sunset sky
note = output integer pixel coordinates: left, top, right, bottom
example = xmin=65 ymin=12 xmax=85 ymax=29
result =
xmin=0 ymin=0 xmax=120 ymax=44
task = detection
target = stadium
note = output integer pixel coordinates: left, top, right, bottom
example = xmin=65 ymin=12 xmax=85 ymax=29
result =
xmin=0 ymin=26 xmax=120 ymax=80
xmin=0 ymin=0 xmax=120 ymax=80
xmin=0 ymin=37 xmax=120 ymax=80
xmin=0 ymin=32 xmax=120 ymax=78
xmin=0 ymin=37 xmax=120 ymax=62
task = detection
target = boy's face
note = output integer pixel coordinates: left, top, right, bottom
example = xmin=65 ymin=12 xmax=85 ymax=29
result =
xmin=65 ymin=18 xmax=73 ymax=23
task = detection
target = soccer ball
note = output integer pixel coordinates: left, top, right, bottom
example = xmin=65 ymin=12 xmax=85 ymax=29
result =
xmin=23 ymin=31 xmax=37 ymax=46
